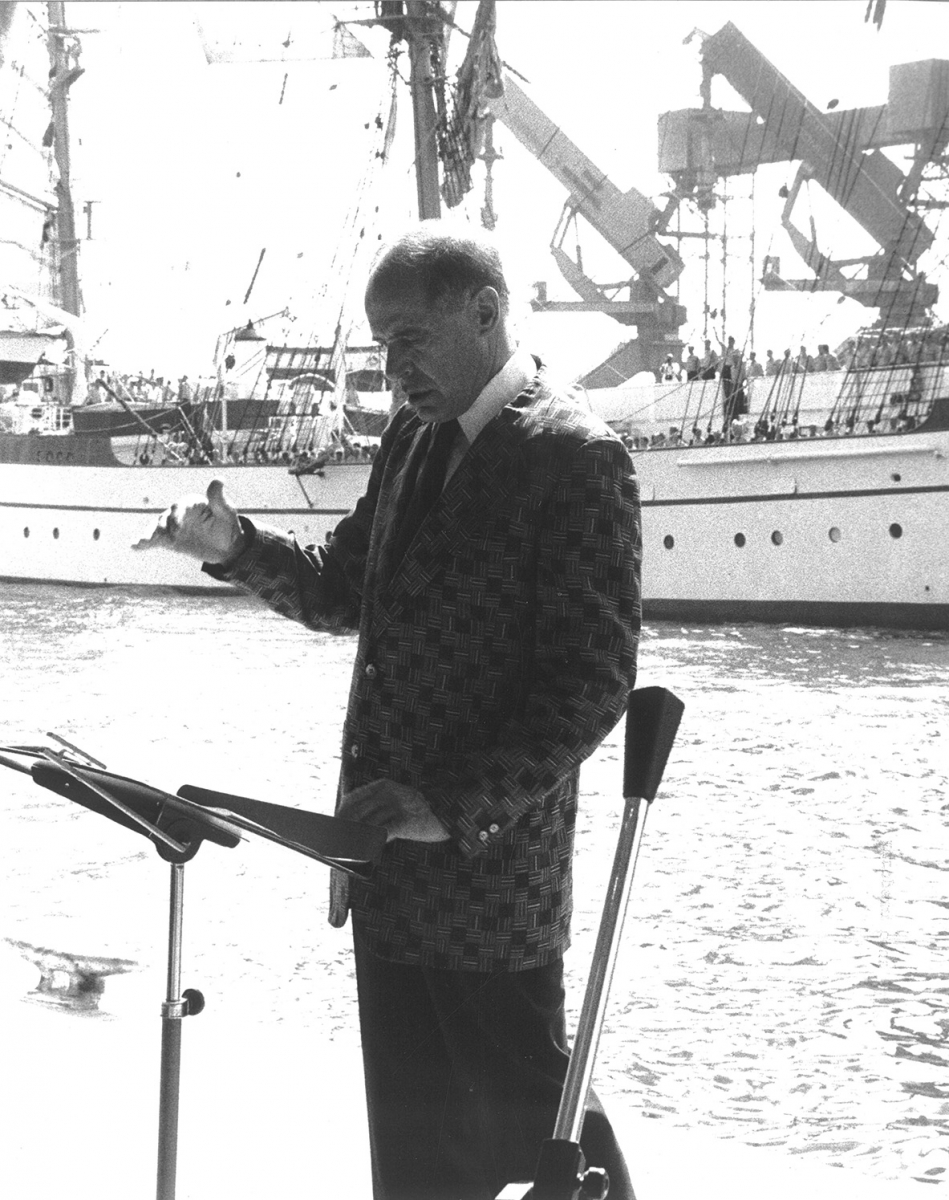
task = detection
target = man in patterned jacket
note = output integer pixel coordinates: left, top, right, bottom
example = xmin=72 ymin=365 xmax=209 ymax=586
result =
xmin=137 ymin=224 xmax=642 ymax=1200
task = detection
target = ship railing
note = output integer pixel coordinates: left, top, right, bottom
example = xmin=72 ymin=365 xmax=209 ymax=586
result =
xmin=4 ymin=400 xmax=73 ymax=435
xmin=593 ymin=362 xmax=945 ymax=450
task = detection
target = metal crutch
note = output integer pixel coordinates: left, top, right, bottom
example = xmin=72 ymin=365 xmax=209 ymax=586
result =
xmin=500 ymin=685 xmax=685 ymax=1200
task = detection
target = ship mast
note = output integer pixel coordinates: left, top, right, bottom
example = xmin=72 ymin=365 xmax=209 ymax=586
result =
xmin=404 ymin=0 xmax=443 ymax=220
xmin=45 ymin=1 xmax=82 ymax=400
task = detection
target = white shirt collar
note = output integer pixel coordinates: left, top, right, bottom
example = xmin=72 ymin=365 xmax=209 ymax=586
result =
xmin=457 ymin=346 xmax=536 ymax=445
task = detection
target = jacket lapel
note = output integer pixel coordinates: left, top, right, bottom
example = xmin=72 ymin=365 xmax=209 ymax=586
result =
xmin=369 ymin=418 xmax=430 ymax=588
xmin=370 ymin=408 xmax=523 ymax=636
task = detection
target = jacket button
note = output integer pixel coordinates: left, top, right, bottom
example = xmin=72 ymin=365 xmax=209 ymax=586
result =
xmin=488 ymin=823 xmax=500 ymax=834
xmin=364 ymin=663 xmax=378 ymax=679
xmin=349 ymin=743 xmax=361 ymax=759
xmin=478 ymin=830 xmax=489 ymax=843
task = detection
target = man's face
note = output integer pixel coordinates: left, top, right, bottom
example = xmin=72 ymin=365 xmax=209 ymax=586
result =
xmin=366 ymin=282 xmax=496 ymax=424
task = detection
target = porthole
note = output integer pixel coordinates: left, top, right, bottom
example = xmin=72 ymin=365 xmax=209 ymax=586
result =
xmin=23 ymin=527 xmax=30 ymax=538
xmin=734 ymin=533 xmax=746 ymax=547
xmin=889 ymin=523 xmax=903 ymax=539
xmin=829 ymin=527 xmax=842 ymax=543
xmin=663 ymin=535 xmax=675 ymax=550
xmin=53 ymin=528 xmax=60 ymax=539
xmin=771 ymin=531 xmax=784 ymax=546
xmin=93 ymin=529 xmax=101 ymax=541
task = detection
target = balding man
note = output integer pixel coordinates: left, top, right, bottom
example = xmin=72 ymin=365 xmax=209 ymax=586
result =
xmin=136 ymin=222 xmax=641 ymax=1200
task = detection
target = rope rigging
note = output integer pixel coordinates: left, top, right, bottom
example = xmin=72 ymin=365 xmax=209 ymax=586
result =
xmin=151 ymin=44 xmax=402 ymax=473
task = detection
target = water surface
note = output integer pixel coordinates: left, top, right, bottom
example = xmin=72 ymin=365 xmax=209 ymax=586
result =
xmin=1 ymin=584 xmax=946 ymax=1194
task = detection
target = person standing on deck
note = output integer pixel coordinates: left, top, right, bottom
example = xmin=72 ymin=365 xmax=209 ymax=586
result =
xmin=134 ymin=223 xmax=642 ymax=1200
xmin=699 ymin=338 xmax=719 ymax=380
xmin=720 ymin=335 xmax=741 ymax=393
xmin=720 ymin=337 xmax=746 ymax=433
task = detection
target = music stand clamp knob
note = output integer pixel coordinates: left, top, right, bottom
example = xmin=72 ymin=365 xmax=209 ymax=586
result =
xmin=161 ymin=988 xmax=205 ymax=1020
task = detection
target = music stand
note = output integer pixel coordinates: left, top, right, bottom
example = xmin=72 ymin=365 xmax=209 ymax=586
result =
xmin=0 ymin=740 xmax=386 ymax=1200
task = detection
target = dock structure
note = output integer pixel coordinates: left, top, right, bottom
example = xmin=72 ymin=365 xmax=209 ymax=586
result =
xmin=6 ymin=938 xmax=137 ymax=1010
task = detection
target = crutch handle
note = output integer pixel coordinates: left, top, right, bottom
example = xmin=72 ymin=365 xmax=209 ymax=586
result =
xmin=623 ymin=685 xmax=685 ymax=801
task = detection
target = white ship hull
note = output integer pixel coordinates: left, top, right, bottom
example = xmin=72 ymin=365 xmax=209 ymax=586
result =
xmin=631 ymin=428 xmax=948 ymax=628
xmin=1 ymin=400 xmax=947 ymax=628
xmin=0 ymin=444 xmax=370 ymax=592
xmin=585 ymin=373 xmax=949 ymax=629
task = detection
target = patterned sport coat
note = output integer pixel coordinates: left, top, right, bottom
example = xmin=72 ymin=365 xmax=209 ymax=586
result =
xmin=208 ymin=366 xmax=641 ymax=971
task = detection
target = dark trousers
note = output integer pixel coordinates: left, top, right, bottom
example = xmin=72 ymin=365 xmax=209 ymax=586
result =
xmin=353 ymin=929 xmax=635 ymax=1200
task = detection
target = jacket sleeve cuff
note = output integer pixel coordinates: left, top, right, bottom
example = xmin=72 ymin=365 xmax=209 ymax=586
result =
xmin=201 ymin=517 xmax=297 ymax=582
xmin=426 ymin=784 xmax=522 ymax=859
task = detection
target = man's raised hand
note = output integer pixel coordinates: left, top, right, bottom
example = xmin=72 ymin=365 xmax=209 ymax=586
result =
xmin=132 ymin=479 xmax=246 ymax=564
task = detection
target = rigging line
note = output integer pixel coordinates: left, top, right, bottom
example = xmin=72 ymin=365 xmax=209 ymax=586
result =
xmin=839 ymin=104 xmax=888 ymax=217
xmin=0 ymin=113 xmax=51 ymax=157
xmin=720 ymin=190 xmax=727 ymax=335
xmin=243 ymin=247 xmax=267 ymax=306
xmin=788 ymin=356 xmax=811 ymax=426
xmin=896 ymin=109 xmax=949 ymax=278
xmin=276 ymin=79 xmax=393 ymax=352
xmin=0 ymin=81 xmax=53 ymax=164
xmin=7 ymin=62 xmax=53 ymax=100
xmin=429 ymin=7 xmax=529 ymax=84
xmin=834 ymin=103 xmax=871 ymax=219
xmin=295 ymin=193 xmax=372 ymax=369
xmin=306 ymin=113 xmax=382 ymax=294
xmin=316 ymin=67 xmax=392 ymax=286
xmin=22 ymin=3 xmax=49 ymax=36
xmin=732 ymin=88 xmax=782 ymax=353
xmin=821 ymin=101 xmax=856 ymax=233
xmin=832 ymin=103 xmax=896 ymax=232
xmin=827 ymin=114 xmax=945 ymax=346
xmin=278 ymin=123 xmax=390 ymax=453
xmin=0 ymin=59 xmax=26 ymax=175
xmin=786 ymin=104 xmax=859 ymax=309
xmin=302 ymin=105 xmax=389 ymax=339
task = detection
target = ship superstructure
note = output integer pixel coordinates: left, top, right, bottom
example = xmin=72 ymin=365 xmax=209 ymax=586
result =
xmin=0 ymin=3 xmax=946 ymax=629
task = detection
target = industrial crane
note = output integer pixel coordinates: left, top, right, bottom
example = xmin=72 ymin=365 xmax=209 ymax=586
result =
xmin=487 ymin=75 xmax=687 ymax=386
xmin=486 ymin=20 xmax=947 ymax=386
xmin=659 ymin=23 xmax=946 ymax=329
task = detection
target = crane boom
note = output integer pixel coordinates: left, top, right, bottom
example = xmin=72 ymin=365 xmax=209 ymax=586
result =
xmin=659 ymin=22 xmax=947 ymax=324
xmin=488 ymin=74 xmax=683 ymax=290
xmin=701 ymin=23 xmax=933 ymax=271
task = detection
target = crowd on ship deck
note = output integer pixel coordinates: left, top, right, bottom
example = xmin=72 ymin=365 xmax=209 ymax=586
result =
xmin=628 ymin=328 xmax=946 ymax=449
xmin=6 ymin=326 xmax=944 ymax=458
xmin=79 ymin=368 xmax=206 ymax=406
xmin=662 ymin=327 xmax=949 ymax=387
xmin=132 ymin=431 xmax=380 ymax=469
xmin=0 ymin=367 xmax=203 ymax=411
xmin=71 ymin=366 xmax=382 ymax=468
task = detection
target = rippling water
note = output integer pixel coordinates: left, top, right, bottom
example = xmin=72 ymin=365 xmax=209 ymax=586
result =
xmin=1 ymin=583 xmax=947 ymax=1196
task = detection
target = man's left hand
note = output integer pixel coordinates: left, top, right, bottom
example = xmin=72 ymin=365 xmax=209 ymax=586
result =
xmin=337 ymin=779 xmax=450 ymax=843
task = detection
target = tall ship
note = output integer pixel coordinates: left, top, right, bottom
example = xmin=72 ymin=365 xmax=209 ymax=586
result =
xmin=0 ymin=2 xmax=946 ymax=630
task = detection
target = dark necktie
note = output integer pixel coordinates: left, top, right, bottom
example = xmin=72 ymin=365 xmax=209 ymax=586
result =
xmin=391 ymin=418 xmax=459 ymax=565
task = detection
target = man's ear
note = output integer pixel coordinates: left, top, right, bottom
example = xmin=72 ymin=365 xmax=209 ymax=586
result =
xmin=471 ymin=286 xmax=501 ymax=335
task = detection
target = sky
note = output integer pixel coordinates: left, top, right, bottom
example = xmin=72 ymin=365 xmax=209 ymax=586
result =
xmin=9 ymin=0 xmax=949 ymax=381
